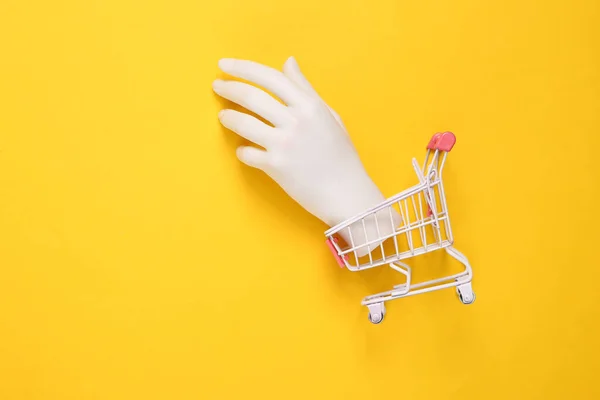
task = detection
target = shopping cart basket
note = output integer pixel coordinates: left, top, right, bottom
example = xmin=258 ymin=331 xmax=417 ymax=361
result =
xmin=325 ymin=131 xmax=475 ymax=324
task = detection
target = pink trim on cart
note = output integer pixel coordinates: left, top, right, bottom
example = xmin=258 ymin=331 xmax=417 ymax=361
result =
xmin=326 ymin=237 xmax=348 ymax=268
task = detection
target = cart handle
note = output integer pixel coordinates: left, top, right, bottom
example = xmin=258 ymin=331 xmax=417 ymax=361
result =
xmin=426 ymin=131 xmax=456 ymax=152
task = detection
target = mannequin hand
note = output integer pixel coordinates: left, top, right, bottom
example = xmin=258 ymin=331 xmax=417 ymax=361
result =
xmin=213 ymin=57 xmax=399 ymax=256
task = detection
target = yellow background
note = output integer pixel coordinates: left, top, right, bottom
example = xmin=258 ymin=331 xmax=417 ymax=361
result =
xmin=1 ymin=0 xmax=599 ymax=398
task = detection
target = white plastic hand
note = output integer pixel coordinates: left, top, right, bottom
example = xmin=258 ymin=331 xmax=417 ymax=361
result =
xmin=213 ymin=57 xmax=399 ymax=256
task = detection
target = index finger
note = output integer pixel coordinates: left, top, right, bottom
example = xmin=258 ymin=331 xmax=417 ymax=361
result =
xmin=218 ymin=58 xmax=308 ymax=107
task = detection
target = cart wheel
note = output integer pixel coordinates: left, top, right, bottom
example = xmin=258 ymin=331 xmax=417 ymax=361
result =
xmin=368 ymin=312 xmax=384 ymax=324
xmin=366 ymin=302 xmax=386 ymax=324
xmin=455 ymin=285 xmax=476 ymax=305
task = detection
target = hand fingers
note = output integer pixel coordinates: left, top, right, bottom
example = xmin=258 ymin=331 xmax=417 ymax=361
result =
xmin=236 ymin=146 xmax=270 ymax=170
xmin=283 ymin=56 xmax=348 ymax=132
xmin=283 ymin=56 xmax=319 ymax=97
xmin=218 ymin=58 xmax=309 ymax=107
xmin=213 ymin=79 xmax=292 ymax=126
xmin=219 ymin=109 xmax=275 ymax=149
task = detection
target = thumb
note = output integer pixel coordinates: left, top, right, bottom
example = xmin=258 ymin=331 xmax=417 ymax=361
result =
xmin=283 ymin=56 xmax=319 ymax=97
xmin=283 ymin=56 xmax=348 ymax=131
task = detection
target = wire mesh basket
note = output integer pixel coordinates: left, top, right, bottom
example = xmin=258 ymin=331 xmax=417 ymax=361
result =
xmin=325 ymin=132 xmax=475 ymax=324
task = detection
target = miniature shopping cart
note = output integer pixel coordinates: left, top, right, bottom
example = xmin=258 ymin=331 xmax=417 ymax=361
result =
xmin=325 ymin=131 xmax=475 ymax=324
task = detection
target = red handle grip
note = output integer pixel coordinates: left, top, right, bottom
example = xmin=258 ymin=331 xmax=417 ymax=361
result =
xmin=426 ymin=131 xmax=456 ymax=152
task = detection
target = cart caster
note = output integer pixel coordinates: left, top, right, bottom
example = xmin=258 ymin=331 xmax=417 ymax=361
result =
xmin=367 ymin=302 xmax=386 ymax=324
xmin=455 ymin=282 xmax=475 ymax=305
